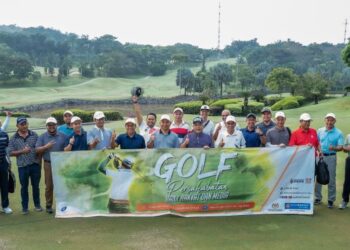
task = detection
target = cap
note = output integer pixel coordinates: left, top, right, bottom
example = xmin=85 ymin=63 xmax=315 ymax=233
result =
xmin=325 ymin=113 xmax=336 ymax=119
xmin=93 ymin=111 xmax=105 ymax=120
xmin=261 ymin=107 xmax=272 ymax=114
xmin=160 ymin=114 xmax=171 ymax=121
xmin=124 ymin=118 xmax=136 ymax=125
xmin=16 ymin=117 xmax=27 ymax=125
xmin=299 ymin=113 xmax=312 ymax=121
xmin=71 ymin=116 xmax=82 ymax=124
xmin=63 ymin=110 xmax=73 ymax=116
xmin=200 ymin=105 xmax=210 ymax=111
xmin=173 ymin=107 xmax=184 ymax=113
xmin=226 ymin=115 xmax=236 ymax=123
xmin=46 ymin=117 xmax=57 ymax=124
xmin=192 ymin=116 xmax=203 ymax=124
xmin=275 ymin=111 xmax=286 ymax=118
xmin=246 ymin=113 xmax=256 ymax=119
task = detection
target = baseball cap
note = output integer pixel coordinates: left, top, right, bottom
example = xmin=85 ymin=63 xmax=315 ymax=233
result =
xmin=325 ymin=113 xmax=336 ymax=119
xmin=226 ymin=115 xmax=236 ymax=123
xmin=93 ymin=111 xmax=105 ymax=120
xmin=261 ymin=107 xmax=272 ymax=114
xmin=200 ymin=105 xmax=210 ymax=111
xmin=46 ymin=117 xmax=57 ymax=124
xmin=124 ymin=118 xmax=136 ymax=125
xmin=160 ymin=114 xmax=171 ymax=121
xmin=246 ymin=113 xmax=256 ymax=119
xmin=275 ymin=111 xmax=286 ymax=118
xmin=173 ymin=107 xmax=184 ymax=113
xmin=16 ymin=117 xmax=27 ymax=125
xmin=71 ymin=116 xmax=82 ymax=124
xmin=192 ymin=116 xmax=203 ymax=124
xmin=63 ymin=110 xmax=73 ymax=116
xmin=299 ymin=113 xmax=312 ymax=121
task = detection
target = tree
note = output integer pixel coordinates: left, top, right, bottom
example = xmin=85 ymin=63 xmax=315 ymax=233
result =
xmin=176 ymin=68 xmax=195 ymax=96
xmin=149 ymin=62 xmax=167 ymax=76
xmin=342 ymin=43 xmax=350 ymax=67
xmin=298 ymin=73 xmax=330 ymax=104
xmin=265 ymin=67 xmax=298 ymax=95
xmin=209 ymin=63 xmax=233 ymax=97
xmin=12 ymin=57 xmax=33 ymax=79
xmin=235 ymin=64 xmax=255 ymax=91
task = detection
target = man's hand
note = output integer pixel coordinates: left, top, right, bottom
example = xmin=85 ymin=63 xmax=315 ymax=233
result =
xmin=184 ymin=137 xmax=190 ymax=146
xmin=45 ymin=140 xmax=56 ymax=150
xmin=108 ymin=152 xmax=116 ymax=160
xmin=111 ymin=130 xmax=117 ymax=140
xmin=4 ymin=111 xmax=13 ymax=117
xmin=69 ymin=137 xmax=75 ymax=145
xmin=22 ymin=146 xmax=31 ymax=154
xmin=203 ymin=145 xmax=210 ymax=149
xmin=279 ymin=143 xmax=286 ymax=148
xmin=255 ymin=127 xmax=263 ymax=136
xmin=132 ymin=95 xmax=138 ymax=103
xmin=91 ymin=138 xmax=100 ymax=147
xmin=219 ymin=138 xmax=225 ymax=148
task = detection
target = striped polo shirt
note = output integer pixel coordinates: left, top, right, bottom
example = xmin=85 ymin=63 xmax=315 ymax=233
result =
xmin=0 ymin=131 xmax=9 ymax=159
xmin=170 ymin=121 xmax=190 ymax=144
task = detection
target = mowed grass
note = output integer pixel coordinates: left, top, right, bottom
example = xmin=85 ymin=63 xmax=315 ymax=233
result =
xmin=1 ymin=97 xmax=350 ymax=250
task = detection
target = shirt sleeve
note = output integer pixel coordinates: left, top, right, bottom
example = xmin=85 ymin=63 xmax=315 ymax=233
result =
xmin=7 ymin=137 xmax=15 ymax=154
xmin=87 ymin=130 xmax=94 ymax=145
xmin=266 ymin=130 xmax=271 ymax=144
xmin=288 ymin=132 xmax=296 ymax=146
xmin=116 ymin=135 xmax=122 ymax=145
xmin=240 ymin=133 xmax=246 ymax=148
xmin=140 ymin=136 xmax=146 ymax=149
xmin=64 ymin=135 xmax=71 ymax=147
xmin=174 ymin=136 xmax=180 ymax=148
xmin=35 ymin=135 xmax=44 ymax=148
xmin=1 ymin=116 xmax=10 ymax=132
xmin=338 ymin=131 xmax=344 ymax=146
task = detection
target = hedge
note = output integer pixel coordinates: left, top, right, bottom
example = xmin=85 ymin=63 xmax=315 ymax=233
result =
xmin=225 ymin=101 xmax=264 ymax=116
xmin=264 ymin=96 xmax=283 ymax=106
xmin=173 ymin=101 xmax=203 ymax=114
xmin=51 ymin=109 xmax=123 ymax=124
xmin=271 ymin=96 xmax=305 ymax=111
xmin=0 ymin=111 xmax=30 ymax=118
xmin=210 ymin=98 xmax=241 ymax=108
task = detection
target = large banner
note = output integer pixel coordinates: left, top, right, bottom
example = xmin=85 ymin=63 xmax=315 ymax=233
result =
xmin=51 ymin=146 xmax=315 ymax=218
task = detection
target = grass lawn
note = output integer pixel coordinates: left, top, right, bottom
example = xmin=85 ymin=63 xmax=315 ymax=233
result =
xmin=1 ymin=97 xmax=350 ymax=250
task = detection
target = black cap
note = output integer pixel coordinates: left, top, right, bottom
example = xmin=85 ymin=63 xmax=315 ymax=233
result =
xmin=246 ymin=113 xmax=256 ymax=119
xmin=192 ymin=116 xmax=203 ymax=124
xmin=261 ymin=107 xmax=272 ymax=114
xmin=16 ymin=117 xmax=27 ymax=125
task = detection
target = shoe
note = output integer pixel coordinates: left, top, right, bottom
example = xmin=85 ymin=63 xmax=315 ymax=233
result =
xmin=339 ymin=201 xmax=348 ymax=209
xmin=2 ymin=207 xmax=13 ymax=214
xmin=327 ymin=201 xmax=334 ymax=209
xmin=35 ymin=206 xmax=43 ymax=212
xmin=314 ymin=199 xmax=321 ymax=205
xmin=22 ymin=209 xmax=29 ymax=215
xmin=46 ymin=207 xmax=53 ymax=214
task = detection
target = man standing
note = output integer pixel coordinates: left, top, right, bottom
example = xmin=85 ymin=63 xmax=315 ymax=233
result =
xmin=216 ymin=116 xmax=246 ymax=148
xmin=213 ymin=109 xmax=241 ymax=143
xmin=170 ymin=107 xmax=190 ymax=144
xmin=0 ymin=129 xmax=12 ymax=214
xmin=257 ymin=107 xmax=276 ymax=146
xmin=148 ymin=115 xmax=179 ymax=149
xmin=8 ymin=117 xmax=42 ymax=214
xmin=199 ymin=105 xmax=215 ymax=136
xmin=266 ymin=111 xmax=291 ymax=147
xmin=339 ymin=133 xmax=350 ymax=209
xmin=64 ymin=116 xmax=89 ymax=151
xmin=315 ymin=113 xmax=344 ymax=208
xmin=181 ymin=117 xmax=214 ymax=149
xmin=132 ymin=95 xmax=159 ymax=143
xmin=35 ymin=117 xmax=67 ymax=213
xmin=111 ymin=118 xmax=145 ymax=150
xmin=241 ymin=113 xmax=262 ymax=148
xmin=88 ymin=111 xmax=113 ymax=150
xmin=58 ymin=110 xmax=74 ymax=136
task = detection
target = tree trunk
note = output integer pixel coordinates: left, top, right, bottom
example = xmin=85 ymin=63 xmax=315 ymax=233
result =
xmin=220 ymin=81 xmax=223 ymax=97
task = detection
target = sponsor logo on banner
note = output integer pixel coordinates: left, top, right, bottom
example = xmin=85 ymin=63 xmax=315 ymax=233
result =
xmin=285 ymin=203 xmax=311 ymax=210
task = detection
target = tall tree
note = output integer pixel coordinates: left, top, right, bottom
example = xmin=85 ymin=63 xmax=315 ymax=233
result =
xmin=209 ymin=63 xmax=233 ymax=97
xmin=176 ymin=68 xmax=195 ymax=96
xmin=265 ymin=67 xmax=298 ymax=95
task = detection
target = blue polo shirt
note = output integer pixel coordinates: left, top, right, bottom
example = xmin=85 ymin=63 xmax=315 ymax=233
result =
xmin=58 ymin=124 xmax=74 ymax=136
xmin=317 ymin=127 xmax=344 ymax=154
xmin=185 ymin=132 xmax=213 ymax=148
xmin=116 ymin=133 xmax=145 ymax=149
xmin=241 ymin=127 xmax=261 ymax=147
xmin=65 ymin=130 xmax=89 ymax=151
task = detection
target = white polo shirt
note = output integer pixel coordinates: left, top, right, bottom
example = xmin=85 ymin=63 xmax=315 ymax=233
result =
xmin=215 ymin=129 xmax=246 ymax=148
xmin=202 ymin=119 xmax=215 ymax=136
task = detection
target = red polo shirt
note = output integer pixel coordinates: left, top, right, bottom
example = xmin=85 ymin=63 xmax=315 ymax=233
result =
xmin=289 ymin=127 xmax=319 ymax=153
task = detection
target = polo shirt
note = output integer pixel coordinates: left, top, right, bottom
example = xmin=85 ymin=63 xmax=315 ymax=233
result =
xmin=65 ymin=130 xmax=89 ymax=151
xmin=214 ymin=121 xmax=241 ymax=145
xmin=139 ymin=121 xmax=159 ymax=143
xmin=170 ymin=121 xmax=190 ymax=144
xmin=344 ymin=134 xmax=350 ymax=156
xmin=257 ymin=121 xmax=276 ymax=136
xmin=58 ymin=124 xmax=74 ymax=136
xmin=87 ymin=126 xmax=113 ymax=150
xmin=153 ymin=130 xmax=180 ymax=149
xmin=185 ymin=132 xmax=213 ymax=148
xmin=317 ymin=127 xmax=344 ymax=155
xmin=0 ymin=131 xmax=9 ymax=159
xmin=8 ymin=130 xmax=39 ymax=167
xmin=36 ymin=131 xmax=67 ymax=161
xmin=289 ymin=128 xmax=319 ymax=151
xmin=241 ymin=127 xmax=261 ymax=147
xmin=266 ymin=126 xmax=290 ymax=146
xmin=216 ymin=130 xmax=246 ymax=148
xmin=202 ymin=120 xmax=215 ymax=136
xmin=116 ymin=133 xmax=145 ymax=149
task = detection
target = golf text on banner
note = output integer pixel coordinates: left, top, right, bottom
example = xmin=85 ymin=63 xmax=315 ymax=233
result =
xmin=51 ymin=146 xmax=315 ymax=218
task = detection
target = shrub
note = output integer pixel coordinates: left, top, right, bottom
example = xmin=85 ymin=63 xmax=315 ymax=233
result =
xmin=271 ymin=96 xmax=301 ymax=111
xmin=51 ymin=109 xmax=123 ymax=124
xmin=264 ymin=96 xmax=283 ymax=106
xmin=225 ymin=104 xmax=243 ymax=116
xmin=246 ymin=101 xmax=264 ymax=114
xmin=210 ymin=98 xmax=241 ymax=108
xmin=174 ymin=101 xmax=203 ymax=114
xmin=0 ymin=111 xmax=30 ymax=118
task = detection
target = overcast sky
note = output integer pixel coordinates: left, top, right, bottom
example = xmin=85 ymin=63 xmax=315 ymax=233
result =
xmin=0 ymin=0 xmax=349 ymax=48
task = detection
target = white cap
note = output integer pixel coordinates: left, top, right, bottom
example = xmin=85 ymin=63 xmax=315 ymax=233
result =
xmin=45 ymin=117 xmax=57 ymax=124
xmin=124 ymin=118 xmax=136 ymax=125
xmin=200 ymin=105 xmax=210 ymax=110
xmin=160 ymin=114 xmax=171 ymax=121
xmin=225 ymin=115 xmax=236 ymax=123
xmin=299 ymin=113 xmax=312 ymax=121
xmin=63 ymin=110 xmax=73 ymax=116
xmin=71 ymin=116 xmax=82 ymax=123
xmin=93 ymin=111 xmax=105 ymax=120
xmin=173 ymin=107 xmax=184 ymax=113
xmin=325 ymin=113 xmax=336 ymax=119
xmin=275 ymin=111 xmax=286 ymax=118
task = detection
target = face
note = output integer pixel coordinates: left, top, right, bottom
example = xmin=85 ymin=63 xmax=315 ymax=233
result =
xmin=300 ymin=120 xmax=311 ymax=130
xmin=246 ymin=117 xmax=256 ymax=128
xmin=46 ymin=123 xmax=57 ymax=134
xmin=276 ymin=117 xmax=286 ymax=127
xmin=63 ymin=114 xmax=73 ymax=124
xmin=221 ymin=111 xmax=230 ymax=122
xmin=325 ymin=117 xmax=336 ymax=129
xmin=262 ymin=112 xmax=272 ymax=122
xmin=17 ymin=122 xmax=29 ymax=133
xmin=173 ymin=111 xmax=183 ymax=121
xmin=226 ymin=121 xmax=236 ymax=133
xmin=146 ymin=114 xmax=156 ymax=128
xmin=72 ymin=121 xmax=81 ymax=132
xmin=160 ymin=119 xmax=171 ymax=131
xmin=125 ymin=123 xmax=136 ymax=134
xmin=193 ymin=122 xmax=203 ymax=133
xmin=95 ymin=118 xmax=105 ymax=128
xmin=200 ymin=109 xmax=209 ymax=119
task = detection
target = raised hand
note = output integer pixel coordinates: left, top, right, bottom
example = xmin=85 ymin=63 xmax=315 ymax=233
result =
xmin=46 ymin=140 xmax=56 ymax=149
xmin=219 ymin=138 xmax=225 ymax=148
xmin=5 ymin=111 xmax=13 ymax=117
xmin=69 ymin=137 xmax=75 ymax=145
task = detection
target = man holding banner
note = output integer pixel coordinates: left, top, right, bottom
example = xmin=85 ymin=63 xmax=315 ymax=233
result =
xmin=216 ymin=115 xmax=246 ymax=148
xmin=148 ymin=115 xmax=179 ymax=149
xmin=181 ymin=117 xmax=213 ymax=149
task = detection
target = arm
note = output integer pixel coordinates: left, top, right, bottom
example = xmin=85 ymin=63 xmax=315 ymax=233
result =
xmin=212 ymin=123 xmax=221 ymax=141
xmin=98 ymin=154 xmax=115 ymax=174
xmin=132 ymin=96 xmax=143 ymax=126
xmin=36 ymin=140 xmax=55 ymax=154
xmin=1 ymin=116 xmax=10 ymax=132
xmin=64 ymin=136 xmax=75 ymax=151
xmin=110 ymin=134 xmax=119 ymax=149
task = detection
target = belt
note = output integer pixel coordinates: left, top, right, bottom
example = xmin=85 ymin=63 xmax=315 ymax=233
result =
xmin=323 ymin=153 xmax=336 ymax=156
xmin=44 ymin=160 xmax=51 ymax=163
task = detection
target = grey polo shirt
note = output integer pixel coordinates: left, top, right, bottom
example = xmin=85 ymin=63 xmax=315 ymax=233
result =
xmin=266 ymin=126 xmax=290 ymax=146
xmin=153 ymin=130 xmax=180 ymax=149
xmin=36 ymin=131 xmax=67 ymax=161
xmin=87 ymin=126 xmax=113 ymax=150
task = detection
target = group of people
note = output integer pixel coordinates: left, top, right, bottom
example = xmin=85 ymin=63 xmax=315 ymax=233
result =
xmin=0 ymin=95 xmax=350 ymax=215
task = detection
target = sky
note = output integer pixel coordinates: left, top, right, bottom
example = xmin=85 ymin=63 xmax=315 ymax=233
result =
xmin=0 ymin=0 xmax=349 ymax=48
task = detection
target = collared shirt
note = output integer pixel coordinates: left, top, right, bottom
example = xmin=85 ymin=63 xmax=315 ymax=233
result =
xmin=241 ymin=127 xmax=261 ymax=147
xmin=0 ymin=131 xmax=9 ymax=159
xmin=257 ymin=121 xmax=276 ymax=136
xmin=214 ymin=121 xmax=241 ymax=145
xmin=170 ymin=121 xmax=190 ymax=144
xmin=266 ymin=126 xmax=290 ymax=146
xmin=153 ymin=130 xmax=180 ymax=149
xmin=116 ymin=133 xmax=145 ymax=149
xmin=36 ymin=131 xmax=67 ymax=161
xmin=87 ymin=126 xmax=113 ymax=150
xmin=202 ymin=120 xmax=215 ymax=136
xmin=8 ymin=130 xmax=39 ymax=167
xmin=317 ymin=127 xmax=344 ymax=154
xmin=289 ymin=128 xmax=319 ymax=150
xmin=139 ymin=121 xmax=159 ymax=143
xmin=185 ymin=132 xmax=213 ymax=148
xmin=344 ymin=134 xmax=350 ymax=156
xmin=65 ymin=130 xmax=89 ymax=151
xmin=58 ymin=124 xmax=74 ymax=136
xmin=216 ymin=130 xmax=246 ymax=148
